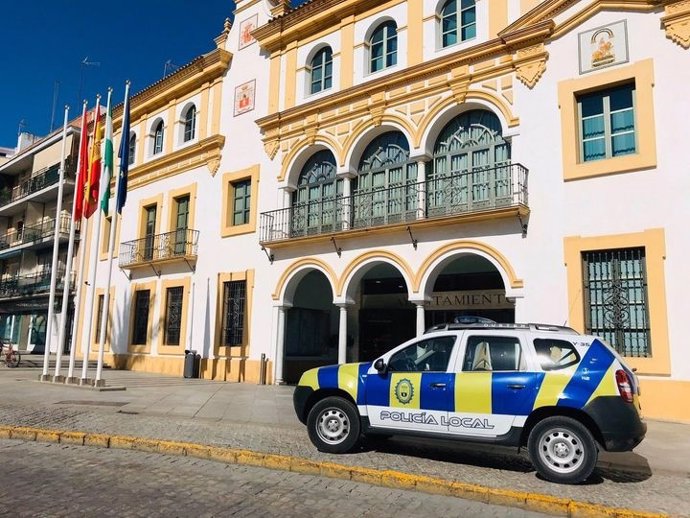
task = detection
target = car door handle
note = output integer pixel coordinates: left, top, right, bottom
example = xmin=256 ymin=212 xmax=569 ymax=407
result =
xmin=508 ymin=384 xmax=525 ymax=390
xmin=430 ymin=382 xmax=447 ymax=388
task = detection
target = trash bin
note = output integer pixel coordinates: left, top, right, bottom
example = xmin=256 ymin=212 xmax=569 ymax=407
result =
xmin=184 ymin=350 xmax=200 ymax=379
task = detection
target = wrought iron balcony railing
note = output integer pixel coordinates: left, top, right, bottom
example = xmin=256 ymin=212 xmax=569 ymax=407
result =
xmin=0 ymin=162 xmax=74 ymax=208
xmin=0 ymin=268 xmax=76 ymax=298
xmin=260 ymin=163 xmax=528 ymax=243
xmin=119 ymin=229 xmax=200 ymax=268
xmin=0 ymin=214 xmax=75 ymax=252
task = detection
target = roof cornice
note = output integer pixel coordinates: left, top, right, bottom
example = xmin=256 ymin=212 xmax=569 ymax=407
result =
xmin=253 ymin=0 xmax=387 ymax=52
xmin=111 ymin=48 xmax=232 ymax=122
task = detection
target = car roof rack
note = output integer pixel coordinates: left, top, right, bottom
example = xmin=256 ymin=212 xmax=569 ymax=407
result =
xmin=424 ymin=322 xmax=580 ymax=334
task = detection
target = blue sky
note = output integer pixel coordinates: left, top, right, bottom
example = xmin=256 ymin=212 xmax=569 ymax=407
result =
xmin=0 ymin=1 xmax=235 ymax=147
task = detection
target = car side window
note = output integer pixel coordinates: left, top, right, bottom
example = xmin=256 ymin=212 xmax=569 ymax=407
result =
xmin=533 ymin=339 xmax=581 ymax=371
xmin=462 ymin=335 xmax=524 ymax=372
xmin=388 ymin=336 xmax=455 ymax=372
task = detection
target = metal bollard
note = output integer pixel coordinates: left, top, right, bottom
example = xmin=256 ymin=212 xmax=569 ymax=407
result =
xmin=259 ymin=353 xmax=266 ymax=385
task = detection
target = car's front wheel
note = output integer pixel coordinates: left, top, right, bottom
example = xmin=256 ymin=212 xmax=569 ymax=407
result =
xmin=307 ymin=396 xmax=361 ymax=453
xmin=527 ymin=416 xmax=598 ymax=484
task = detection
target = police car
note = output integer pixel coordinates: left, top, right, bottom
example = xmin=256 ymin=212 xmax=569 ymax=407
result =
xmin=293 ymin=323 xmax=646 ymax=484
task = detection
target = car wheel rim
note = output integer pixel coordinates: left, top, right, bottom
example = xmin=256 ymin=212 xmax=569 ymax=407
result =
xmin=316 ymin=407 xmax=350 ymax=445
xmin=538 ymin=427 xmax=585 ymax=475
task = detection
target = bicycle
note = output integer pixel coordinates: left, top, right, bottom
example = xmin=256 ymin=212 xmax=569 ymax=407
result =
xmin=0 ymin=340 xmax=20 ymax=368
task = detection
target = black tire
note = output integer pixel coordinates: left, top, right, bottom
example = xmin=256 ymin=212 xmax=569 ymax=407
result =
xmin=527 ymin=416 xmax=598 ymax=484
xmin=6 ymin=351 xmax=20 ymax=368
xmin=306 ymin=396 xmax=361 ymax=453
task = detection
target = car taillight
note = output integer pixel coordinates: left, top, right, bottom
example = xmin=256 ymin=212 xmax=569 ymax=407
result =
xmin=616 ymin=369 xmax=634 ymax=403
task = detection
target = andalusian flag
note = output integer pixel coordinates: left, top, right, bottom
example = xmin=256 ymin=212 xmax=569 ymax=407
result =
xmin=100 ymin=90 xmax=114 ymax=214
xmin=84 ymin=101 xmax=102 ymax=219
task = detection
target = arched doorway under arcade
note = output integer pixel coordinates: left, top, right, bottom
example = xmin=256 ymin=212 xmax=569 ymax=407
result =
xmin=347 ymin=262 xmax=416 ymax=362
xmin=282 ymin=269 xmax=338 ymax=384
xmin=422 ymin=254 xmax=515 ymax=327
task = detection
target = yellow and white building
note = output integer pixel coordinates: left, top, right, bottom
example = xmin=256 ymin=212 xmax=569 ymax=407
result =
xmin=78 ymin=0 xmax=690 ymax=423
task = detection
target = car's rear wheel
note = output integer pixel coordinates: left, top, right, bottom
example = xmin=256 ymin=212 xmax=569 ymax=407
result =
xmin=527 ymin=416 xmax=598 ymax=484
xmin=307 ymin=396 xmax=361 ymax=453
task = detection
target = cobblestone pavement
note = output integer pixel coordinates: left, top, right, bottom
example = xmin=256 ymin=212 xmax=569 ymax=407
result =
xmin=1 ymin=368 xmax=689 ymax=517
xmin=0 ymin=439 xmax=552 ymax=518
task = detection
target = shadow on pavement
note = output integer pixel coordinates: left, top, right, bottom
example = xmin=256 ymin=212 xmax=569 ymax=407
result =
xmin=361 ymin=435 xmax=653 ymax=484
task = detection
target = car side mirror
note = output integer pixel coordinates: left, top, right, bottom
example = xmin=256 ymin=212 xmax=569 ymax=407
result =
xmin=374 ymin=358 xmax=386 ymax=372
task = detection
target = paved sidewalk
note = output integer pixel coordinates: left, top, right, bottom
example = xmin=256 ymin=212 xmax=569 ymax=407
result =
xmin=0 ymin=367 xmax=688 ymax=517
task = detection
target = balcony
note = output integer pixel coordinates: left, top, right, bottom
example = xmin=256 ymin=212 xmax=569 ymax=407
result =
xmin=0 ymin=215 xmax=76 ymax=257
xmin=0 ymin=268 xmax=75 ymax=299
xmin=0 ymin=162 xmax=75 ymax=216
xmin=119 ymin=229 xmax=200 ymax=270
xmin=260 ymin=163 xmax=529 ymax=245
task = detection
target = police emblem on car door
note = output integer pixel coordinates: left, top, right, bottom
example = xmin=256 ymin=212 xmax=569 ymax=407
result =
xmin=366 ymin=336 xmax=457 ymax=432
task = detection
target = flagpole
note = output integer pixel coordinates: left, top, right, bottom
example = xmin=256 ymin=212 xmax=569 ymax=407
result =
xmin=66 ymin=217 xmax=87 ymax=381
xmin=55 ymin=101 xmax=88 ymax=381
xmin=41 ymin=105 xmax=70 ymax=382
xmin=95 ymin=87 xmax=117 ymax=384
xmin=80 ymin=94 xmax=103 ymax=384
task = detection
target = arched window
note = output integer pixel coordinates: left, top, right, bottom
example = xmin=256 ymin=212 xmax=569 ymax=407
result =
xmin=440 ymin=0 xmax=476 ymax=48
xmin=152 ymin=120 xmax=164 ymax=155
xmin=183 ymin=105 xmax=196 ymax=142
xmin=309 ymin=47 xmax=333 ymax=95
xmin=429 ymin=110 xmax=511 ymax=215
xmin=354 ymin=132 xmax=417 ymax=227
xmin=291 ymin=150 xmax=341 ymax=236
xmin=128 ymin=133 xmax=136 ymax=166
xmin=370 ymin=21 xmax=397 ymax=73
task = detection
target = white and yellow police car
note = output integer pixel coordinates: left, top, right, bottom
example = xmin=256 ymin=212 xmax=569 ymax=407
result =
xmin=293 ymin=323 xmax=646 ymax=484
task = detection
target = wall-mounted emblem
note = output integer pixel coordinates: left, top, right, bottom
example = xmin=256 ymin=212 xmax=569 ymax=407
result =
xmin=394 ymin=378 xmax=414 ymax=405
xmin=234 ymin=80 xmax=256 ymax=116
xmin=578 ymin=20 xmax=629 ymax=75
xmin=239 ymin=14 xmax=258 ymax=50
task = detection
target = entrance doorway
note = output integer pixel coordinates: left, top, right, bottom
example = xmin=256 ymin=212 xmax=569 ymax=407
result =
xmin=283 ymin=270 xmax=337 ymax=384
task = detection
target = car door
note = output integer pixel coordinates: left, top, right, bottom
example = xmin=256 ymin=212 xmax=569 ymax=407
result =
xmin=366 ymin=335 xmax=457 ymax=433
xmin=448 ymin=331 xmax=540 ymax=437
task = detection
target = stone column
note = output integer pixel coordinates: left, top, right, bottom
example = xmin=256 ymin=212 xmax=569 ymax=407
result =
xmin=336 ymin=304 xmax=349 ymax=364
xmin=415 ymin=302 xmax=426 ymax=337
xmin=339 ymin=175 xmax=352 ymax=230
xmin=416 ymin=158 xmax=427 ymax=219
xmin=274 ymin=305 xmax=290 ymax=385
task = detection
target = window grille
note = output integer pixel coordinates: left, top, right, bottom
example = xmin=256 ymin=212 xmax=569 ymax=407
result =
xmin=164 ymin=287 xmax=184 ymax=346
xmin=582 ymin=247 xmax=650 ymax=357
xmin=222 ymin=281 xmax=246 ymax=346
xmin=132 ymin=290 xmax=150 ymax=345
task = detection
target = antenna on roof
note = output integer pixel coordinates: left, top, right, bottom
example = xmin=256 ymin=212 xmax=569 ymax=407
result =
xmin=163 ymin=59 xmax=180 ymax=77
xmin=49 ymin=81 xmax=61 ymax=133
xmin=78 ymin=56 xmax=101 ymax=108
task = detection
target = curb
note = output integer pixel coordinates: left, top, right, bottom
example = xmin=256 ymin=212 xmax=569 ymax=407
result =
xmin=0 ymin=424 xmax=667 ymax=518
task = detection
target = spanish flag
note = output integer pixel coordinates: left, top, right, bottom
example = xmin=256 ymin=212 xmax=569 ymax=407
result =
xmin=84 ymin=101 xmax=102 ymax=219
xmin=73 ymin=105 xmax=90 ymax=221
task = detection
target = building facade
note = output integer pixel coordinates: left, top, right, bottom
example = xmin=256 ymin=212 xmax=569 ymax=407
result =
xmin=78 ymin=0 xmax=690 ymax=423
xmin=0 ymin=127 xmax=83 ymax=353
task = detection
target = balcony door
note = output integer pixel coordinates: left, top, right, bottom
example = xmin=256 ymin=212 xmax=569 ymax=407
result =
xmin=173 ymin=196 xmax=189 ymax=255
xmin=353 ymin=132 xmax=417 ymax=228
xmin=143 ymin=205 xmax=157 ymax=261
xmin=429 ymin=110 xmax=511 ymax=216
xmin=291 ymin=150 xmax=341 ymax=237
